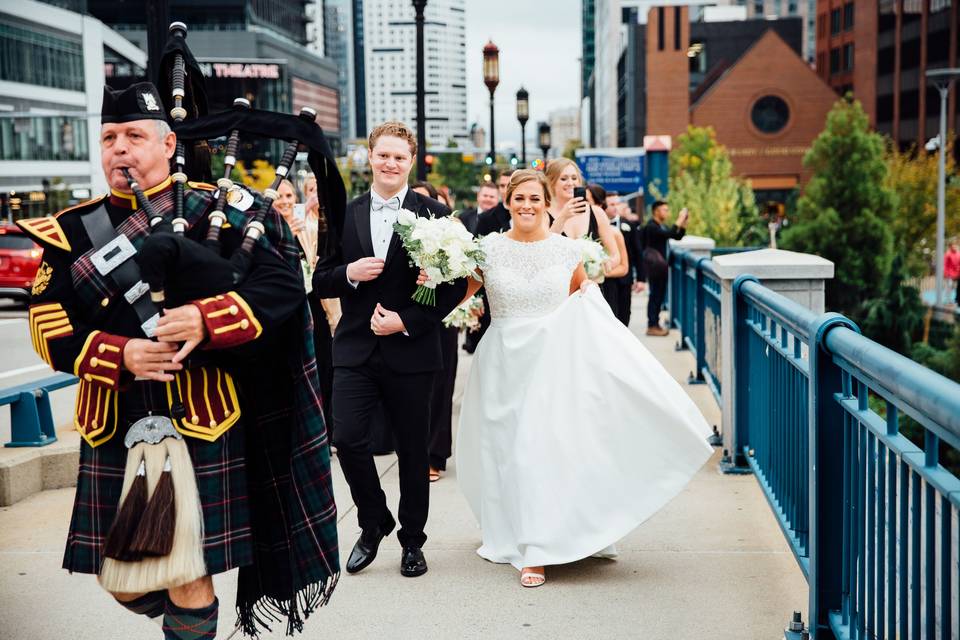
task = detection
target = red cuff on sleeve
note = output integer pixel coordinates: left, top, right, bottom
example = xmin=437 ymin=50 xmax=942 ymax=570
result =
xmin=192 ymin=292 xmax=263 ymax=350
xmin=74 ymin=330 xmax=130 ymax=389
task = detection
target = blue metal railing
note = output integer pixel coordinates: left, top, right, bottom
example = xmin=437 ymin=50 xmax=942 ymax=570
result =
xmin=733 ymin=277 xmax=960 ymax=640
xmin=2 ymin=373 xmax=77 ymax=447
xmin=666 ymin=255 xmax=960 ymax=639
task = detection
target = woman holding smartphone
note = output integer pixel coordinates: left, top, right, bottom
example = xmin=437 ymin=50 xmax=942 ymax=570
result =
xmin=544 ymin=159 xmax=620 ymax=273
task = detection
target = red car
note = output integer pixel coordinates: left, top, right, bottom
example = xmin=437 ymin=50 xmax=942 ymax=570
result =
xmin=0 ymin=223 xmax=42 ymax=302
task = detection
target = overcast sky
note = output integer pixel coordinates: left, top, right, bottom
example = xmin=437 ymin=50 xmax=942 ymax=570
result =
xmin=464 ymin=0 xmax=582 ymax=151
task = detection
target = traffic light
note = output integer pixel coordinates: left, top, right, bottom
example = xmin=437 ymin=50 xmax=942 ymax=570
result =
xmin=484 ymin=153 xmax=494 ymax=166
xmin=510 ymin=154 xmax=518 ymax=167
xmin=424 ymin=154 xmax=435 ymax=171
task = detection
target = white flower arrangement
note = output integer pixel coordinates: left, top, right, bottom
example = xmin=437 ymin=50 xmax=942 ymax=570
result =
xmin=575 ymin=235 xmax=609 ymax=283
xmin=442 ymin=295 xmax=485 ymax=331
xmin=394 ymin=209 xmax=485 ymax=305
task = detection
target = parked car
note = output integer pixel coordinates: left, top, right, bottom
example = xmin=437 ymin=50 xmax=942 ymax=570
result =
xmin=0 ymin=224 xmax=42 ymax=302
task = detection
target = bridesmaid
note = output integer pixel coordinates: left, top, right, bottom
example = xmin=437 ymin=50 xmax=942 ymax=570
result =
xmin=411 ymin=181 xmax=459 ymax=482
xmin=544 ymin=158 xmax=620 ymax=271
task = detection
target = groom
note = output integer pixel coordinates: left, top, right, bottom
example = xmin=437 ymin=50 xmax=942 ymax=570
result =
xmin=313 ymin=121 xmax=467 ymax=577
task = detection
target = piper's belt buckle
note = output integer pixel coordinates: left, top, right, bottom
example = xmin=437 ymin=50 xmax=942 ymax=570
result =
xmin=91 ymin=234 xmax=136 ymax=276
xmin=140 ymin=312 xmax=160 ymax=338
xmin=124 ymin=280 xmax=150 ymax=305
xmin=124 ymin=415 xmax=182 ymax=449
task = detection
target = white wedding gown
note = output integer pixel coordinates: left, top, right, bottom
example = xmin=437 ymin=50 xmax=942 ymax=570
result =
xmin=456 ymin=232 xmax=713 ymax=570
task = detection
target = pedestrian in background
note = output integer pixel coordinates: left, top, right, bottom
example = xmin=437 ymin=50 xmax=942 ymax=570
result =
xmin=640 ymin=201 xmax=688 ymax=336
xmin=945 ymin=240 xmax=960 ymax=305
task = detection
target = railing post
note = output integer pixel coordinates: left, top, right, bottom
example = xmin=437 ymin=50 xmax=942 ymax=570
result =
xmin=721 ymin=274 xmax=759 ymax=472
xmin=807 ymin=313 xmax=860 ymax=639
xmin=713 ymin=249 xmax=834 ymax=469
xmin=669 ymin=248 xmax=685 ymax=331
xmin=689 ymin=257 xmax=708 ymax=385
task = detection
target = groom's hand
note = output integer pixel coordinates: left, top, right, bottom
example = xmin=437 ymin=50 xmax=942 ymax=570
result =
xmin=347 ymin=257 xmax=385 ymax=282
xmin=370 ymin=303 xmax=406 ymax=336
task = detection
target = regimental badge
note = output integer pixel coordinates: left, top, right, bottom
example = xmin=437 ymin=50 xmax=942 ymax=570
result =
xmin=141 ymin=92 xmax=160 ymax=112
xmin=31 ymin=261 xmax=53 ymax=295
xmin=226 ymin=185 xmax=254 ymax=212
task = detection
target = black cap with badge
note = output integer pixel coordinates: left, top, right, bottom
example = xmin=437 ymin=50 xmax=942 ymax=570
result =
xmin=101 ymin=82 xmax=167 ymax=124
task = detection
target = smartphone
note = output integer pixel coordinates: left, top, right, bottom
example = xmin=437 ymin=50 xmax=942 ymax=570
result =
xmin=293 ymin=203 xmax=306 ymax=222
xmin=573 ymin=186 xmax=587 ymax=201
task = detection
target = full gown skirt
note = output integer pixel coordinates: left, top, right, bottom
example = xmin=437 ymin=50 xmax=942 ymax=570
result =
xmin=456 ymin=233 xmax=713 ymax=570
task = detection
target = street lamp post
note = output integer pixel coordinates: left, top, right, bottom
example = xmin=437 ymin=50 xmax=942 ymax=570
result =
xmin=483 ymin=41 xmax=500 ymax=166
xmin=926 ymin=67 xmax=960 ymax=305
xmin=516 ymin=87 xmax=529 ymax=166
xmin=538 ymin=122 xmax=552 ymax=160
xmin=413 ymin=0 xmax=428 ymax=180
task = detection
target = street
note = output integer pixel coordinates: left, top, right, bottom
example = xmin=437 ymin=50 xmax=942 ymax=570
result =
xmin=0 ymin=299 xmax=76 ymax=445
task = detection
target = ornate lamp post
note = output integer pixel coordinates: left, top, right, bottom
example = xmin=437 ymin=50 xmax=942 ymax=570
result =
xmin=516 ymin=87 xmax=529 ymax=166
xmin=483 ymin=40 xmax=500 ymax=166
xmin=413 ymin=0 xmax=428 ymax=180
xmin=538 ymin=122 xmax=551 ymax=160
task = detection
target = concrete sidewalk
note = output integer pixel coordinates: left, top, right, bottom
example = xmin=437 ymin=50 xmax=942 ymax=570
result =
xmin=0 ymin=298 xmax=807 ymax=639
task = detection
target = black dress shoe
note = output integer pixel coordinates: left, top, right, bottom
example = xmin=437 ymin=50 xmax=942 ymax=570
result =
xmin=346 ymin=520 xmax=395 ymax=574
xmin=400 ymin=547 xmax=428 ymax=577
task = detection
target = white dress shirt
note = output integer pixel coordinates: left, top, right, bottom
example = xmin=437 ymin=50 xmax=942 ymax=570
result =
xmin=369 ymin=186 xmax=407 ymax=260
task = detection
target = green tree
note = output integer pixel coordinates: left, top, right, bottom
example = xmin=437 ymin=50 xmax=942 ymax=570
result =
xmin=562 ymin=138 xmax=583 ymax=161
xmin=665 ymin=125 xmax=758 ymax=246
xmin=885 ymin=143 xmax=960 ymax=277
xmin=859 ymin=255 xmax=925 ymax=355
xmin=781 ymin=97 xmax=895 ymax=319
xmin=429 ymin=140 xmax=480 ymax=206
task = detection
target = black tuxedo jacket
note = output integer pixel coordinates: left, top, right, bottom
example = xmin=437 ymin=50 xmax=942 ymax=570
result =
xmin=475 ymin=202 xmax=511 ymax=236
xmin=313 ymin=189 xmax=468 ymax=374
xmin=458 ymin=207 xmax=481 ymax=236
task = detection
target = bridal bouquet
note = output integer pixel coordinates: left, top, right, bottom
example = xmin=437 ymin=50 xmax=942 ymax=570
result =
xmin=443 ymin=295 xmax=484 ymax=332
xmin=394 ymin=210 xmax=484 ymax=306
xmin=576 ymin=236 xmax=608 ymax=283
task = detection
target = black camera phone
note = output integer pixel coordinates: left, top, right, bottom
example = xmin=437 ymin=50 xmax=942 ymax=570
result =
xmin=573 ymin=186 xmax=587 ymax=201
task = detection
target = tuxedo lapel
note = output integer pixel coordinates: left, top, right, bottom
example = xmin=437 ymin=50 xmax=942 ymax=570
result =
xmin=352 ymin=192 xmax=375 ymax=257
xmin=384 ymin=189 xmax=420 ymax=268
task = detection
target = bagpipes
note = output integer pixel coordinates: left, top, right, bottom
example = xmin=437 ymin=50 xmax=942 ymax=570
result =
xmin=98 ymin=21 xmax=345 ymax=595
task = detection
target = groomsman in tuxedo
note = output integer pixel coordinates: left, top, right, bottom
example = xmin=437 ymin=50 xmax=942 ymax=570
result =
xmin=313 ymin=122 xmax=467 ymax=577
xmin=458 ymin=181 xmax=498 ymax=236
xmin=605 ymin=195 xmax=642 ymax=326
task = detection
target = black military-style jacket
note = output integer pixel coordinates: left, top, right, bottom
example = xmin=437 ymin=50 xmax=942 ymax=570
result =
xmin=19 ymin=177 xmax=304 ymax=447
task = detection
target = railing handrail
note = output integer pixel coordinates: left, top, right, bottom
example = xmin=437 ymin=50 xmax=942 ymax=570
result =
xmin=740 ymin=279 xmax=818 ymax=343
xmin=824 ymin=325 xmax=960 ymax=449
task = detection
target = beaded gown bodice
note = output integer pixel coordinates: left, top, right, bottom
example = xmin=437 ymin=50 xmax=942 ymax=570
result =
xmin=480 ymin=233 xmax=581 ymax=320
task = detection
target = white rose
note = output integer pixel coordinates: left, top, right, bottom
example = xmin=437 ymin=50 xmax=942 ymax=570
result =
xmin=397 ymin=208 xmax=417 ymax=226
xmin=424 ymin=266 xmax=443 ymax=288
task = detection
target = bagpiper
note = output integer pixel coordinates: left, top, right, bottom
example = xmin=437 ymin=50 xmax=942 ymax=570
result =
xmin=19 ymin=78 xmax=339 ymax=638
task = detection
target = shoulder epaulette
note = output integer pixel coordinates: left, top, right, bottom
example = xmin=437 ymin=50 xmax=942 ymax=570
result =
xmin=17 ymin=216 xmax=72 ymax=252
xmin=54 ymin=194 xmax=106 ymax=219
xmin=188 ymin=181 xmax=217 ymax=192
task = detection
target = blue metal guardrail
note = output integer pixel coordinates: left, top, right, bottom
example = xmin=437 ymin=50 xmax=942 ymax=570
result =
xmin=667 ymin=251 xmax=960 ymax=639
xmin=2 ymin=373 xmax=77 ymax=447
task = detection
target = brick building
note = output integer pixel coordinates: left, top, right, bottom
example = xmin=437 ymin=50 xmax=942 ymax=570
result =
xmin=620 ymin=6 xmax=837 ymax=201
xmin=816 ymin=0 xmax=958 ymax=150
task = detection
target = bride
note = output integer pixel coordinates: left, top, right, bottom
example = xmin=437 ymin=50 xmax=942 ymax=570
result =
xmin=454 ymin=169 xmax=713 ymax=588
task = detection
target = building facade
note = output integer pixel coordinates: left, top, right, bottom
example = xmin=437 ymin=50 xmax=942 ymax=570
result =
xmin=85 ymin=0 xmax=342 ymax=153
xmin=615 ymin=6 xmax=834 ymax=200
xmin=733 ymin=0 xmax=818 ymax=62
xmin=816 ymin=0 xmax=958 ymax=150
xmin=321 ymin=0 xmax=356 ymax=143
xmin=360 ymin=0 xmax=468 ymax=147
xmin=0 ymin=0 xmax=147 ymax=214
xmin=548 ymin=107 xmax=582 ymax=159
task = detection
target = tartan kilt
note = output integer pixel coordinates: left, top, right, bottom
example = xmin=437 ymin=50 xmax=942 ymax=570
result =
xmin=62 ymin=412 xmax=254 ymax=577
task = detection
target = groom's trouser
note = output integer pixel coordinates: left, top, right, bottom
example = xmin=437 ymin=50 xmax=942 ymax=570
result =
xmin=332 ymin=347 xmax=435 ymax=549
